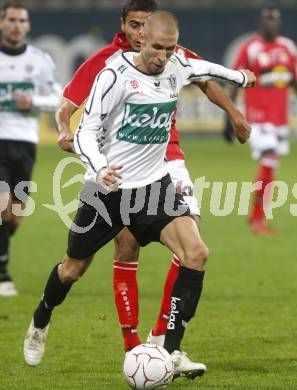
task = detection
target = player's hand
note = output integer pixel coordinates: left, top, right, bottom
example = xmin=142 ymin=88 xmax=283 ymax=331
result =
xmin=241 ymin=69 xmax=256 ymax=87
xmin=231 ymin=111 xmax=251 ymax=144
xmin=58 ymin=131 xmax=74 ymax=152
xmin=13 ymin=92 xmax=32 ymax=110
xmin=97 ymin=165 xmax=122 ymax=192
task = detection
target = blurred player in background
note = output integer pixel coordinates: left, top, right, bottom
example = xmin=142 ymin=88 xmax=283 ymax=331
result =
xmin=56 ymin=0 xmax=251 ymax=366
xmin=223 ymin=7 xmax=297 ymax=234
xmin=0 ymin=0 xmax=61 ymax=296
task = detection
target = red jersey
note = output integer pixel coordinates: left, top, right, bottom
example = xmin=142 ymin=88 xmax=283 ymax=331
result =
xmin=63 ymin=33 xmax=202 ymax=161
xmin=233 ymin=34 xmax=297 ymax=126
xmin=63 ymin=32 xmax=129 ymax=107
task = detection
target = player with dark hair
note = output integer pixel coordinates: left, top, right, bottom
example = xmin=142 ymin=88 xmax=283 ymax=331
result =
xmin=223 ymin=7 xmax=297 ymax=234
xmin=122 ymin=0 xmax=158 ymax=23
xmin=24 ymin=10 xmax=255 ymax=380
xmin=0 ymin=0 xmax=61 ymax=296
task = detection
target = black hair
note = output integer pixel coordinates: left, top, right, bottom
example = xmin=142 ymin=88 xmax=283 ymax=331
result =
xmin=0 ymin=0 xmax=27 ymax=19
xmin=122 ymin=0 xmax=158 ymax=21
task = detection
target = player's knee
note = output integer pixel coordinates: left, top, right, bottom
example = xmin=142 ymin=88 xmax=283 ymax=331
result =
xmin=59 ymin=257 xmax=89 ymax=284
xmin=201 ymin=244 xmax=210 ymax=260
xmin=59 ymin=268 xmax=81 ymax=284
xmin=189 ymin=243 xmax=209 ymax=261
xmin=183 ymin=243 xmax=209 ymax=269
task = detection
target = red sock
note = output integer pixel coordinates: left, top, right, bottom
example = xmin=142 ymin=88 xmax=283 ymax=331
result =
xmin=152 ymin=256 xmax=180 ymax=336
xmin=113 ymin=260 xmax=141 ymax=352
xmin=249 ymin=155 xmax=278 ymax=223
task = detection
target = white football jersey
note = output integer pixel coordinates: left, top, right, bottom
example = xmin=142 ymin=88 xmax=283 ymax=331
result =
xmin=0 ymin=44 xmax=62 ymax=143
xmin=75 ymin=51 xmax=248 ymax=188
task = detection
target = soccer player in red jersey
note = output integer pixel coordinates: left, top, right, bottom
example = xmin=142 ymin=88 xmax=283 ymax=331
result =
xmin=225 ymin=7 xmax=297 ymax=234
xmin=56 ymin=0 xmax=251 ymax=355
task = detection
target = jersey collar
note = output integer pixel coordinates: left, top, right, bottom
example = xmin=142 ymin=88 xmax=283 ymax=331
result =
xmin=113 ymin=32 xmax=131 ymax=50
xmin=0 ymin=43 xmax=27 ymax=56
xmin=122 ymin=51 xmax=165 ymax=77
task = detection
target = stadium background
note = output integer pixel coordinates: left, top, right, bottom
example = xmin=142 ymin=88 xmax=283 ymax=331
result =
xmin=25 ymin=0 xmax=297 ymax=141
xmin=2 ymin=2 xmax=297 ymax=389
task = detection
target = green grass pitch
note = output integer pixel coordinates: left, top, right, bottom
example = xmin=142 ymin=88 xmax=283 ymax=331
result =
xmin=1 ymin=138 xmax=297 ymax=389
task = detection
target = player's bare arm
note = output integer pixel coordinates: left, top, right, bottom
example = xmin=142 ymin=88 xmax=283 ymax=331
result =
xmin=196 ymin=80 xmax=251 ymax=144
xmin=55 ymin=99 xmax=76 ymax=152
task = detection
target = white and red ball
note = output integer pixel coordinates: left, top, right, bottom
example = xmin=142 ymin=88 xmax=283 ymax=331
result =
xmin=123 ymin=343 xmax=174 ymax=389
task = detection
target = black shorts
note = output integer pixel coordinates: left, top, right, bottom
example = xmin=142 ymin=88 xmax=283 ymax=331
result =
xmin=0 ymin=140 xmax=36 ymax=200
xmin=67 ymin=174 xmax=191 ymax=259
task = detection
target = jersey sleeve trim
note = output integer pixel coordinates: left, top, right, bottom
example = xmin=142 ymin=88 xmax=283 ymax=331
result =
xmin=75 ymin=68 xmax=117 ymax=173
xmin=188 ymin=62 xmax=246 ymax=87
xmin=239 ymin=70 xmax=247 ymax=87
xmin=85 ymin=69 xmax=117 ymax=115
xmin=102 ymin=69 xmax=117 ymax=100
xmin=173 ymin=53 xmax=191 ymax=67
xmin=189 ymin=72 xmax=245 ymax=86
xmin=76 ymin=125 xmax=98 ymax=173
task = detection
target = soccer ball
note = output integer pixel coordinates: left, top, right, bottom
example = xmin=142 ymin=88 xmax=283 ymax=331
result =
xmin=123 ymin=343 xmax=174 ymax=389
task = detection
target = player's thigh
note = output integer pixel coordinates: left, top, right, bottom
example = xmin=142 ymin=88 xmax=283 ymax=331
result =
xmin=67 ymin=197 xmax=124 ymax=260
xmin=113 ymin=227 xmax=140 ymax=262
xmin=166 ymin=159 xmax=200 ymax=216
xmin=160 ymin=215 xmax=208 ymax=270
xmin=11 ymin=141 xmax=36 ymax=202
xmin=249 ymin=123 xmax=278 ymax=160
xmin=127 ymin=174 xmax=192 ymax=247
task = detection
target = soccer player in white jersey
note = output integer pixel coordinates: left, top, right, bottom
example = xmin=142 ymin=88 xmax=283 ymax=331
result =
xmin=56 ymin=0 xmax=252 ymax=357
xmin=0 ymin=0 xmax=61 ymax=296
xmin=24 ymin=11 xmax=255 ymax=379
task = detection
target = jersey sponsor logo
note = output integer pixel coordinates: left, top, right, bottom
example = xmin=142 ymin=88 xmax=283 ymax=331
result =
xmin=0 ymin=81 xmax=34 ymax=111
xmin=259 ymin=65 xmax=293 ymax=88
xmin=167 ymin=296 xmax=181 ymax=330
xmin=117 ymin=101 xmax=177 ymax=144
xmin=130 ymin=80 xmax=139 ymax=89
